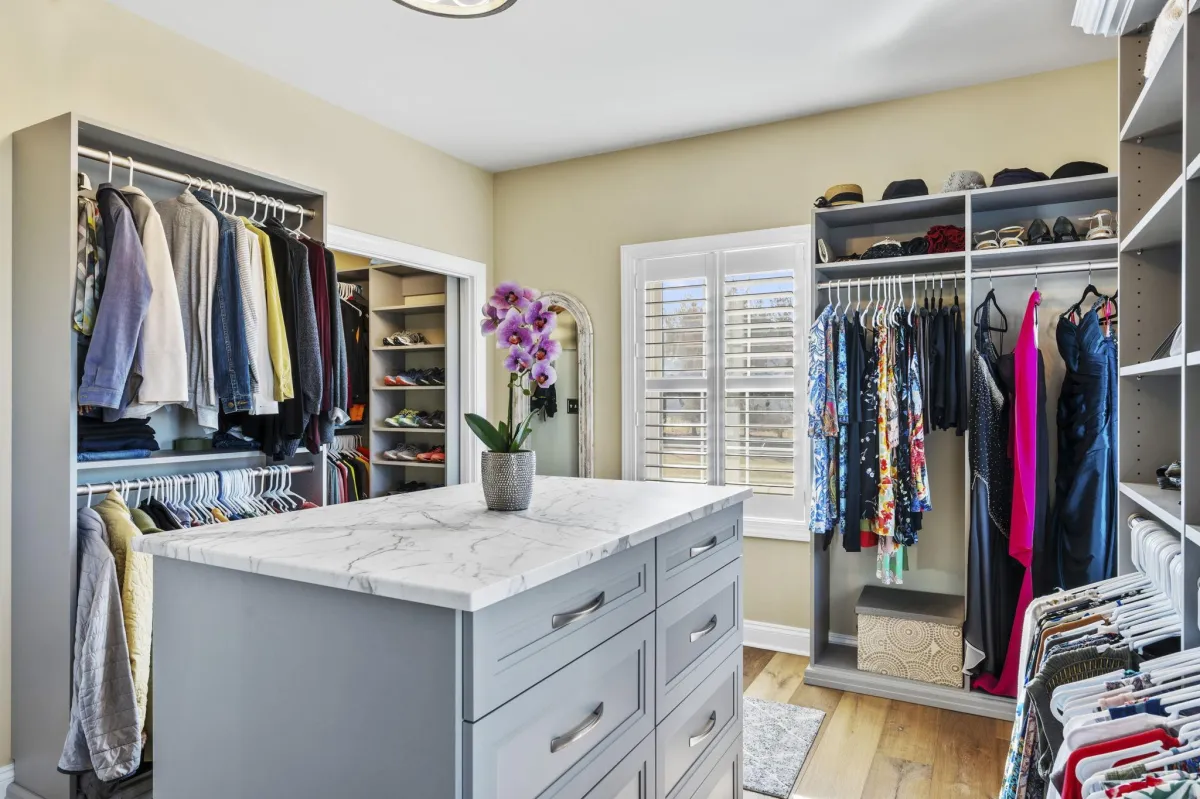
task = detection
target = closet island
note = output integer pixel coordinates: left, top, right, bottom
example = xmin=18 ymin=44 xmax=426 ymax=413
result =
xmin=132 ymin=476 xmax=749 ymax=799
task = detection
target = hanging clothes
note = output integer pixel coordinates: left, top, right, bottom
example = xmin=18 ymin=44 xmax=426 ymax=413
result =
xmin=59 ymin=507 xmax=142 ymax=782
xmin=74 ymin=192 xmax=105 ymax=337
xmin=340 ymin=288 xmax=369 ymax=422
xmin=1048 ymin=306 xmax=1119 ymax=590
xmin=965 ymin=291 xmax=1021 ymax=680
xmin=806 ymin=306 xmax=834 ymax=536
xmin=242 ymin=218 xmax=294 ymax=402
xmin=975 ymin=290 xmax=1045 ymax=699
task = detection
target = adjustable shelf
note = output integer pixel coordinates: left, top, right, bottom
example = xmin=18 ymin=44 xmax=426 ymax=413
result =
xmin=1120 ymin=175 xmax=1183 ymax=252
xmin=1119 ymin=24 xmax=1184 ymax=141
xmin=371 ymin=459 xmax=446 ymax=470
xmin=373 ymin=385 xmax=446 ymax=391
xmin=76 ymin=450 xmax=272 ymax=471
xmin=1187 ymin=526 xmax=1200 ymax=547
xmin=373 ymin=427 xmax=446 ymax=434
xmin=970 ymin=239 xmax=1118 ymax=269
xmin=1120 ymin=355 xmax=1184 ymax=377
xmin=1120 ymin=482 xmax=1184 ymax=533
xmin=371 ymin=343 xmax=446 ymax=352
xmin=373 ymin=301 xmax=446 ymax=313
xmin=814 ymin=251 xmax=965 ymax=279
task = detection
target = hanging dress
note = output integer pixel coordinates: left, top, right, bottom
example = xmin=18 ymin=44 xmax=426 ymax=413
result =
xmin=974 ymin=290 xmax=1042 ymax=698
xmin=1047 ymin=307 xmax=1119 ymax=590
xmin=807 ymin=308 xmax=833 ymax=535
xmin=964 ymin=295 xmax=1020 ymax=678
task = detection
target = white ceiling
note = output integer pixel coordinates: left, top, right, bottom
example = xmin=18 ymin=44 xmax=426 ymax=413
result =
xmin=107 ymin=0 xmax=1115 ymax=172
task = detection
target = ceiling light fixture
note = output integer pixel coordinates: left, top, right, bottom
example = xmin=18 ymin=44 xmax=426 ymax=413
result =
xmin=393 ymin=0 xmax=518 ymax=18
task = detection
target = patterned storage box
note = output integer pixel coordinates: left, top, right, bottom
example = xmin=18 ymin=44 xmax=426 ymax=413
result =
xmin=855 ymin=585 xmax=964 ymax=689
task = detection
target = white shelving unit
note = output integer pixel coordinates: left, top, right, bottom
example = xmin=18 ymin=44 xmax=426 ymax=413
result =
xmin=805 ymin=171 xmax=1120 ymax=720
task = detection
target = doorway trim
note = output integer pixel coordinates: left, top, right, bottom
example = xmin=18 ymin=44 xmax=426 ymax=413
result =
xmin=327 ymin=225 xmax=488 ymax=483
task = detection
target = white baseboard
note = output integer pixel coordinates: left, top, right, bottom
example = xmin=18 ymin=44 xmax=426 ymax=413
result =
xmin=744 ymin=620 xmax=810 ymax=655
xmin=743 ymin=621 xmax=858 ymax=657
xmin=0 ymin=763 xmax=14 ymax=792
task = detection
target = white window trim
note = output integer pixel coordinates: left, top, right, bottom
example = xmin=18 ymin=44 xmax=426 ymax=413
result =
xmin=621 ymin=225 xmax=811 ymax=541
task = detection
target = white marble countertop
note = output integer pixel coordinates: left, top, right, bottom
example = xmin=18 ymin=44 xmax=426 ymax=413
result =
xmin=131 ymin=477 xmax=750 ymax=611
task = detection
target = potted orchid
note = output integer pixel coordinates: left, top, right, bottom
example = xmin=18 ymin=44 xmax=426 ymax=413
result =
xmin=466 ymin=282 xmax=561 ymax=510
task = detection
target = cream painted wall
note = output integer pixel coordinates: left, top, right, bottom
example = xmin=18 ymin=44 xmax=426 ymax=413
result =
xmin=0 ymin=0 xmax=496 ymax=768
xmin=493 ymin=60 xmax=1119 ymax=633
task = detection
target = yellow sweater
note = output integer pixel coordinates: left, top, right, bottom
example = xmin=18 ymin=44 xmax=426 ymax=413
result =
xmin=94 ymin=491 xmax=152 ymax=743
xmin=242 ymin=219 xmax=294 ymax=400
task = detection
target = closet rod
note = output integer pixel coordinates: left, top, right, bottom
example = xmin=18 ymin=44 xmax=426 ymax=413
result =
xmin=817 ymin=272 xmax=966 ymax=290
xmin=972 ymin=261 xmax=1118 ymax=280
xmin=77 ymin=145 xmax=316 ymax=220
xmin=75 ymin=463 xmax=314 ymax=496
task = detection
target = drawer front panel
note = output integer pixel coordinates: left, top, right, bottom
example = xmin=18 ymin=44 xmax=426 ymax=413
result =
xmin=656 ymin=647 xmax=742 ymax=798
xmin=656 ymin=506 xmax=742 ymax=605
xmin=675 ymin=732 xmax=742 ymax=799
xmin=464 ymin=543 xmax=655 ymax=720
xmin=656 ymin=560 xmax=742 ymax=720
xmin=465 ymin=615 xmax=655 ymax=799
xmin=546 ymin=731 xmax=655 ymax=799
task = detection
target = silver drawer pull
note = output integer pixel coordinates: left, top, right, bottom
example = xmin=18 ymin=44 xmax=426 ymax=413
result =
xmin=689 ymin=615 xmax=718 ymax=643
xmin=550 ymin=703 xmax=604 ymax=754
xmin=552 ymin=592 xmax=606 ymax=630
xmin=689 ymin=537 xmax=718 ymax=558
xmin=689 ymin=711 xmax=717 ymax=748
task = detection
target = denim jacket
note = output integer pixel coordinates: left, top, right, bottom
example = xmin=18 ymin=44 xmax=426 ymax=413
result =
xmin=192 ymin=191 xmax=252 ymax=413
xmin=79 ymin=185 xmax=152 ymax=411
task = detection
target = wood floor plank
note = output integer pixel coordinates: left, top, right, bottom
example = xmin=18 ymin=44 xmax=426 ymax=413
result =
xmin=929 ymin=707 xmax=999 ymax=799
xmin=876 ymin=700 xmax=942 ymax=765
xmin=792 ymin=692 xmax=890 ymax=799
xmin=860 ymin=753 xmax=933 ymax=799
xmin=743 ymin=646 xmax=776 ymax=690
xmin=745 ymin=653 xmax=809 ymax=702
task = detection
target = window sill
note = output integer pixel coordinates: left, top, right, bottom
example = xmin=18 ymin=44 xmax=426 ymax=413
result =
xmin=744 ymin=517 xmax=809 ymax=543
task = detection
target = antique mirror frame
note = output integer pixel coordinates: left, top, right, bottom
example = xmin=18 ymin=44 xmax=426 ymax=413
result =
xmin=515 ymin=291 xmax=594 ymax=478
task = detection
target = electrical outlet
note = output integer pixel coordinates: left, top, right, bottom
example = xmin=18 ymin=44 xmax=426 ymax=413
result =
xmin=567 ymin=399 xmax=579 ymax=414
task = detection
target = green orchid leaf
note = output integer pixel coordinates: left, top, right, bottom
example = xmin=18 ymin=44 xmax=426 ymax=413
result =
xmin=464 ymin=413 xmax=507 ymax=452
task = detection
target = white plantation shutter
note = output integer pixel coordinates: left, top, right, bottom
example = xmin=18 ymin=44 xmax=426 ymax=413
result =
xmin=628 ymin=231 xmax=807 ymax=527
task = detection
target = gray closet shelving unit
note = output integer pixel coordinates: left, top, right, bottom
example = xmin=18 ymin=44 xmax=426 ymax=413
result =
xmin=8 ymin=113 xmax=336 ymax=799
xmin=1112 ymin=4 xmax=1199 ymax=648
xmin=803 ymin=171 xmax=1121 ymax=720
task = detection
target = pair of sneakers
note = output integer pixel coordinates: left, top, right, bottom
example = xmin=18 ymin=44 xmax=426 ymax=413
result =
xmin=382 ymin=445 xmax=445 ymax=463
xmin=383 ymin=368 xmax=445 ymax=387
xmin=383 ymin=409 xmax=444 ymax=428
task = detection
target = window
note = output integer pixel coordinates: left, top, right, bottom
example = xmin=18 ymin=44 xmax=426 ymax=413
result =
xmin=622 ymin=226 xmax=809 ymax=540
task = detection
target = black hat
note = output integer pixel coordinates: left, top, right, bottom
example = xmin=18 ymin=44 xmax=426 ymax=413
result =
xmin=882 ymin=179 xmax=929 ymax=201
xmin=991 ymin=167 xmax=1049 ymax=187
xmin=1051 ymin=161 xmax=1109 ymax=180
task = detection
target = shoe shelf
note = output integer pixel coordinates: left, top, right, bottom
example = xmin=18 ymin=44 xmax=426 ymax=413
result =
xmin=969 ymin=173 xmax=1119 ymax=213
xmin=373 ymin=385 xmax=445 ymax=391
xmin=970 ymin=238 xmax=1119 ymax=269
xmin=1120 ymin=354 xmax=1184 ymax=377
xmin=1120 ymin=482 xmax=1184 ymax=533
xmin=373 ymin=301 xmax=446 ymax=313
xmin=373 ymin=427 xmax=446 ymax=434
xmin=1119 ymin=23 xmax=1184 ymax=142
xmin=371 ymin=459 xmax=446 ymax=470
xmin=1120 ymin=175 xmax=1183 ymax=253
xmin=372 ymin=343 xmax=446 ymax=352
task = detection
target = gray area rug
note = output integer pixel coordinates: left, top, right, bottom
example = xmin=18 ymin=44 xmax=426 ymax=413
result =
xmin=742 ymin=697 xmax=825 ymax=798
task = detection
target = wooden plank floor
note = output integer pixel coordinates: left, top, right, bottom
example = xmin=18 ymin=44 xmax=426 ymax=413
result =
xmin=743 ymin=647 xmax=1009 ymax=799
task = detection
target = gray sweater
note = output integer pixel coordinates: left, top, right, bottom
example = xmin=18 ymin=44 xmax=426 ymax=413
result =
xmin=155 ymin=192 xmax=219 ymax=430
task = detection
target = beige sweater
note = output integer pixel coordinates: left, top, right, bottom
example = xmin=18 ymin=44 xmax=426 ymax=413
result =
xmin=121 ymin=187 xmax=188 ymax=412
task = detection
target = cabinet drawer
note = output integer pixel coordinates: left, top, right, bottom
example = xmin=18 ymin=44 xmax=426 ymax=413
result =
xmin=464 ymin=542 xmax=655 ymax=720
xmin=546 ymin=731 xmax=655 ymax=799
xmin=674 ymin=732 xmax=742 ymax=799
xmin=656 ymin=506 xmax=741 ymax=605
xmin=656 ymin=560 xmax=742 ymax=720
xmin=656 ymin=647 xmax=742 ymax=799
xmin=464 ymin=615 xmax=655 ymax=799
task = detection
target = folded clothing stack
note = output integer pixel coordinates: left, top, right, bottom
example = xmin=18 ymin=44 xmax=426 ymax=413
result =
xmin=77 ymin=416 xmax=160 ymax=461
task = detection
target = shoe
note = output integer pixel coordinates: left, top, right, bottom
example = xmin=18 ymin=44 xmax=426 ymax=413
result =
xmin=1053 ymin=216 xmax=1080 ymax=243
xmin=414 ymin=411 xmax=435 ymax=428
xmin=384 ymin=410 xmax=420 ymax=428
xmin=998 ymin=225 xmax=1025 ymax=248
xmin=415 ymin=369 xmax=435 ymax=386
xmin=1157 ymin=462 xmax=1182 ymax=491
xmin=1028 ymin=218 xmax=1053 ymax=245
xmin=383 ymin=374 xmax=404 ymax=387
xmin=387 ymin=370 xmax=420 ymax=387
xmin=973 ymin=229 xmax=1000 ymax=250
xmin=430 ymin=411 xmax=446 ymax=429
xmin=1079 ymin=209 xmax=1116 ymax=240
xmin=383 ymin=331 xmax=428 ymax=347
xmin=386 ymin=445 xmax=421 ymax=462
xmin=427 ymin=367 xmax=445 ymax=386
xmin=427 ymin=446 xmax=446 ymax=464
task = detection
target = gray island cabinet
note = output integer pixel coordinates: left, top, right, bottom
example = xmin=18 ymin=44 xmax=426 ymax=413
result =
xmin=132 ymin=476 xmax=749 ymax=799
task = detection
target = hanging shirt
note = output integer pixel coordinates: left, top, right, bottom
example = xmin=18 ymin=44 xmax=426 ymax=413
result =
xmin=242 ymin=219 xmax=293 ymax=401
xmin=807 ymin=308 xmax=833 ymax=534
xmin=74 ymin=196 xmax=105 ymax=337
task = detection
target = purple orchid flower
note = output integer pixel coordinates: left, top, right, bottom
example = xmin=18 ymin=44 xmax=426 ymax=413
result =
xmin=480 ymin=302 xmax=503 ymax=335
xmin=524 ymin=301 xmax=557 ymax=336
xmin=496 ymin=309 xmax=534 ymax=350
xmin=530 ymin=333 xmax=562 ymax=363
xmin=531 ymin=360 xmax=557 ymax=388
xmin=504 ymin=345 xmax=533 ymax=374
xmin=491 ymin=281 xmax=533 ymax=312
